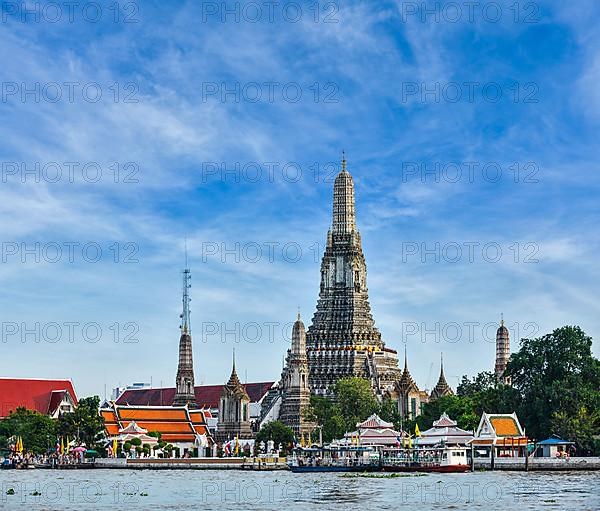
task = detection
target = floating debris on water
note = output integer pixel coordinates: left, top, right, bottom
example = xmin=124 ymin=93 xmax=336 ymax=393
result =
xmin=339 ymin=473 xmax=429 ymax=479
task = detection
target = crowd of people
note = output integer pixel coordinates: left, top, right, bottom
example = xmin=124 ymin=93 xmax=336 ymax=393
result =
xmin=1 ymin=450 xmax=91 ymax=469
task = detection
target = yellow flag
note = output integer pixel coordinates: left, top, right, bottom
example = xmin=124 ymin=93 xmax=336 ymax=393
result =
xmin=408 ymin=435 xmax=413 ymax=449
xmin=415 ymin=423 xmax=421 ymax=437
xmin=60 ymin=437 xmax=64 ymax=455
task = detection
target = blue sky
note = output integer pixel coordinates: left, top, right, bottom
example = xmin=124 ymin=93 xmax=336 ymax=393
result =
xmin=1 ymin=0 xmax=599 ymax=398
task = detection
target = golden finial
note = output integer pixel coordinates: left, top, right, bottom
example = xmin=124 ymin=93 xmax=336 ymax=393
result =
xmin=501 ymin=312 xmax=504 ymax=327
xmin=297 ymin=306 xmax=301 ymax=321
xmin=341 ymin=150 xmax=347 ymax=171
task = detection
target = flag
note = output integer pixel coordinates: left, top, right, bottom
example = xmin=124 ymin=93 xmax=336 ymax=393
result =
xmin=234 ymin=436 xmax=239 ymax=456
xmin=415 ymin=424 xmax=421 ymax=437
xmin=60 ymin=437 xmax=64 ymax=455
xmin=113 ymin=438 xmax=118 ymax=457
xmin=408 ymin=435 xmax=413 ymax=449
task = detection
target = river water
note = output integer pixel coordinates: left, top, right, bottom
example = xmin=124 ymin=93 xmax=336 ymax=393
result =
xmin=0 ymin=469 xmax=598 ymax=510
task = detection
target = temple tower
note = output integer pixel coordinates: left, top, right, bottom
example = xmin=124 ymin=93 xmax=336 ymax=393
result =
xmin=217 ymin=352 xmax=253 ymax=441
xmin=495 ymin=315 xmax=511 ymax=384
xmin=430 ymin=353 xmax=454 ymax=401
xmin=173 ymin=260 xmax=198 ymax=407
xmin=391 ymin=348 xmax=428 ymax=420
xmin=279 ymin=312 xmax=315 ymax=437
xmin=306 ymin=154 xmax=401 ymax=396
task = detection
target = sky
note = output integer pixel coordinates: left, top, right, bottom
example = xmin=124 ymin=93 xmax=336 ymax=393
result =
xmin=1 ymin=0 xmax=599 ymax=399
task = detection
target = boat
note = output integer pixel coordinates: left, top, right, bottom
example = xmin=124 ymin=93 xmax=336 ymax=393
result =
xmin=288 ymin=446 xmax=381 ymax=473
xmin=381 ymin=446 xmax=470 ymax=473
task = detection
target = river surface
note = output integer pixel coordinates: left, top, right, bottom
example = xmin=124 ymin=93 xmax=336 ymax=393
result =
xmin=0 ymin=469 xmax=598 ymax=510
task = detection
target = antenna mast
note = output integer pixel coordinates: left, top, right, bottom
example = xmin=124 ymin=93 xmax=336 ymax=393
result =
xmin=180 ymin=239 xmax=192 ymax=333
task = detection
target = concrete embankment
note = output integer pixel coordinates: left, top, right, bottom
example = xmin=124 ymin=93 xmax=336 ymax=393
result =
xmin=95 ymin=457 xmax=289 ymax=470
xmin=474 ymin=457 xmax=600 ymax=471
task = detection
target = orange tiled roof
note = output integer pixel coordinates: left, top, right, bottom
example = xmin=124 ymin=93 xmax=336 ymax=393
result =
xmin=101 ymin=409 xmax=120 ymax=435
xmin=490 ymin=417 xmax=520 ymax=436
xmin=134 ymin=421 xmax=193 ymax=433
xmin=118 ymin=408 xmax=189 ymax=421
xmin=101 ymin=405 xmax=213 ymax=445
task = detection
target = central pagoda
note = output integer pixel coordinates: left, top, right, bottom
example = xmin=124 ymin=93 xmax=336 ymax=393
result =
xmin=306 ymin=154 xmax=401 ymax=396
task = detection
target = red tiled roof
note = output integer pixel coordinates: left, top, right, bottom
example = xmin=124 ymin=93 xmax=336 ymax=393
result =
xmin=357 ymin=414 xmax=394 ymax=429
xmin=0 ymin=378 xmax=78 ymax=418
xmin=115 ymin=382 xmax=274 ymax=408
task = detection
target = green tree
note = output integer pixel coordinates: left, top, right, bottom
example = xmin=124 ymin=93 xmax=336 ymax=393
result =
xmin=333 ymin=377 xmax=379 ymax=433
xmin=417 ymin=395 xmax=479 ymax=432
xmin=0 ymin=408 xmax=56 ymax=454
xmin=551 ymin=407 xmax=600 ymax=456
xmin=457 ymin=371 xmax=496 ymax=396
xmin=304 ymin=395 xmax=343 ymax=442
xmin=57 ymin=396 xmax=105 ymax=447
xmin=378 ymin=397 xmax=402 ymax=431
xmin=506 ymin=326 xmax=600 ymax=451
xmin=255 ymin=421 xmax=294 ymax=455
xmin=304 ymin=377 xmax=379 ymax=442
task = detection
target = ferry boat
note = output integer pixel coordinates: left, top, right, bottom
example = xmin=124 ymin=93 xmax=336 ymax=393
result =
xmin=381 ymin=446 xmax=470 ymax=473
xmin=287 ymin=446 xmax=381 ymax=473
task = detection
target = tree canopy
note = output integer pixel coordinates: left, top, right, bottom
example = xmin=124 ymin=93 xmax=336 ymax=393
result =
xmin=255 ymin=420 xmax=295 ymax=455
xmin=305 ymin=377 xmax=380 ymax=442
xmin=418 ymin=326 xmax=600 ymax=454
xmin=57 ymin=396 xmax=105 ymax=448
xmin=0 ymin=408 xmax=56 ymax=454
xmin=0 ymin=395 xmax=106 ymax=454
xmin=506 ymin=325 xmax=600 ymax=452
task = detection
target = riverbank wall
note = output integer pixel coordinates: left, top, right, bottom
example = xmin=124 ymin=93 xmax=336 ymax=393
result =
xmin=474 ymin=457 xmax=600 ymax=471
xmin=95 ymin=457 xmax=289 ymax=470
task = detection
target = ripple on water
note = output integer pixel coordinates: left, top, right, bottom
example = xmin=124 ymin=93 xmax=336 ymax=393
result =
xmin=0 ymin=469 xmax=598 ymax=511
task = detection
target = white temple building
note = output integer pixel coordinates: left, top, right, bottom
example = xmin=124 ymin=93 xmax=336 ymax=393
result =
xmin=418 ymin=412 xmax=474 ymax=446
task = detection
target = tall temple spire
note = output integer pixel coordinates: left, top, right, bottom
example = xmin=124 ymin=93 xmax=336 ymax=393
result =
xmin=495 ymin=314 xmax=511 ymax=384
xmin=307 ymin=153 xmax=401 ymax=396
xmin=228 ymin=348 xmax=240 ymax=386
xmin=173 ymin=250 xmax=197 ymax=407
xmin=217 ymin=348 xmax=251 ymax=441
xmin=279 ymin=311 xmax=314 ymax=437
xmin=332 ymin=152 xmax=357 ymax=235
xmin=430 ymin=352 xmax=453 ymax=401
xmin=291 ymin=311 xmax=307 ymax=355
